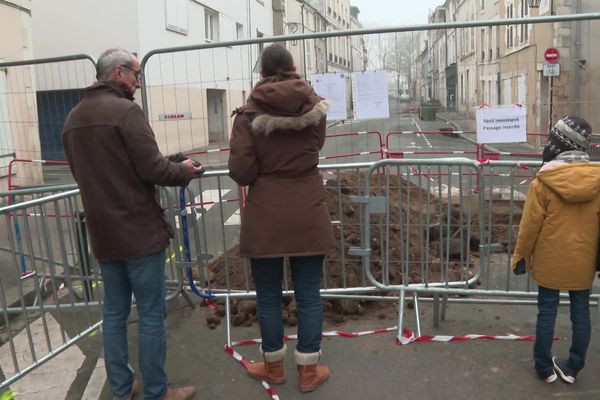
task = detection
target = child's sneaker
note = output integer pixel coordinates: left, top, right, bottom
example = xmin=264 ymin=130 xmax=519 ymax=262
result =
xmin=537 ymin=368 xmax=557 ymax=383
xmin=552 ymin=356 xmax=576 ymax=384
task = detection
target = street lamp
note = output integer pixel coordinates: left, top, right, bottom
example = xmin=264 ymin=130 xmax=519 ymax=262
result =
xmin=528 ymin=0 xmax=541 ymax=7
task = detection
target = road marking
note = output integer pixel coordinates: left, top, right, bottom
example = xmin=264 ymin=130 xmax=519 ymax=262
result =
xmin=194 ymin=189 xmax=231 ymax=221
xmin=412 ymin=118 xmax=422 ymax=132
xmin=411 ymin=118 xmax=433 ymax=148
xmin=225 ymin=209 xmax=241 ymax=226
xmin=175 ymin=189 xmax=232 ymax=228
xmin=0 ymin=314 xmax=85 ymax=400
xmin=81 ymin=357 xmax=106 ymax=400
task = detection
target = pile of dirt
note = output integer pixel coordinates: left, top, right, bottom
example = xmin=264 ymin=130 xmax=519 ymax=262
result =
xmin=199 ymin=170 xmax=523 ymax=329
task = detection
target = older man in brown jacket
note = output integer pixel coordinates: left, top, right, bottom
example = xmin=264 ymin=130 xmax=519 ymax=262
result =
xmin=62 ymin=48 xmax=200 ymax=400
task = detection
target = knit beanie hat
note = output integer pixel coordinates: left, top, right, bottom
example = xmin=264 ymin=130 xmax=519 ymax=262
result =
xmin=542 ymin=115 xmax=592 ymax=163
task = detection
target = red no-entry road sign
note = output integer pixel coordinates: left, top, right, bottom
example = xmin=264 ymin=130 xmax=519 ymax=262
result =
xmin=544 ymin=47 xmax=560 ymax=63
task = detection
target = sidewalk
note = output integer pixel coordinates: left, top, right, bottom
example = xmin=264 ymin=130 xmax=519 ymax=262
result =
xmin=91 ymin=295 xmax=600 ymax=400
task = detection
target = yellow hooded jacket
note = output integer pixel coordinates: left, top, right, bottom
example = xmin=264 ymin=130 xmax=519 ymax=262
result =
xmin=512 ymin=161 xmax=600 ymax=290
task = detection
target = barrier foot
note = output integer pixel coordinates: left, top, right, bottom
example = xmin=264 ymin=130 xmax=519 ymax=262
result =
xmin=413 ymin=293 xmax=421 ymax=337
xmin=396 ymin=289 xmax=406 ymax=341
xmin=433 ymin=293 xmax=440 ymax=327
xmin=180 ymin=288 xmax=195 ymax=309
xmin=441 ymin=293 xmax=448 ymax=322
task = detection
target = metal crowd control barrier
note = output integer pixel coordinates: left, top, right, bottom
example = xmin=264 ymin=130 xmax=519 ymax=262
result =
xmin=0 ymin=188 xmax=102 ymax=390
xmin=3 ymin=157 xmax=600 ymax=389
xmin=385 ymin=130 xmax=479 ymax=159
xmin=0 ymin=55 xmax=97 ymax=193
xmin=7 ymin=158 xmax=70 ymax=191
xmin=384 ymin=130 xmax=548 ymax=161
xmin=183 ymin=147 xmax=231 ymax=170
xmin=348 ymin=158 xmax=600 ymax=337
xmin=320 ymin=131 xmax=384 ymax=163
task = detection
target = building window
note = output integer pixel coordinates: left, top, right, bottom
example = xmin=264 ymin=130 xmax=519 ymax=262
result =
xmin=506 ymin=4 xmax=514 ymax=49
xmin=236 ymin=23 xmax=244 ymax=40
xmin=0 ymin=69 xmax=13 ymax=172
xmin=480 ymin=29 xmax=485 ymax=61
xmin=488 ymin=27 xmax=493 ymax=60
xmin=205 ymin=8 xmax=219 ymax=42
xmin=165 ymin=0 xmax=188 ymax=35
xmin=503 ymin=78 xmax=512 ymax=105
xmin=520 ymin=0 xmax=529 ymax=43
xmin=517 ymin=74 xmax=527 ymax=104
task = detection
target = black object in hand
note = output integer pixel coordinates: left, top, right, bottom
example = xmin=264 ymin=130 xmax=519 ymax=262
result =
xmin=513 ymin=258 xmax=526 ymax=275
xmin=167 ymin=152 xmax=188 ymax=163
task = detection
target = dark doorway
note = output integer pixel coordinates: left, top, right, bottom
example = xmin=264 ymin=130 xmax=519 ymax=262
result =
xmin=37 ymin=89 xmax=85 ymax=160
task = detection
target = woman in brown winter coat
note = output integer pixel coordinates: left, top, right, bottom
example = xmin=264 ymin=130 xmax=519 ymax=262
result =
xmin=228 ymin=44 xmax=335 ymax=393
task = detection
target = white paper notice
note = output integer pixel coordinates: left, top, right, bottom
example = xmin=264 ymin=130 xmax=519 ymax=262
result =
xmin=311 ymin=73 xmax=348 ymax=120
xmin=351 ymin=70 xmax=390 ymax=120
xmin=476 ymin=106 xmax=527 ymax=144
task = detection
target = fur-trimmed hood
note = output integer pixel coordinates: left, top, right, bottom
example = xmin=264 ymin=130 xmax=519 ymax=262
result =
xmin=244 ymin=78 xmax=329 ymax=136
xmin=252 ymin=99 xmax=330 ymax=136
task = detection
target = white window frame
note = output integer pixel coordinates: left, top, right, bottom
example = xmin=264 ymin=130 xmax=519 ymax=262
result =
xmin=517 ymin=74 xmax=527 ymax=105
xmin=505 ymin=3 xmax=514 ymax=49
xmin=519 ymin=0 xmax=530 ymax=44
xmin=204 ymin=8 xmax=219 ymax=43
xmin=165 ymin=0 xmax=188 ymax=35
xmin=236 ymin=22 xmax=244 ymax=40
xmin=503 ymin=78 xmax=512 ymax=106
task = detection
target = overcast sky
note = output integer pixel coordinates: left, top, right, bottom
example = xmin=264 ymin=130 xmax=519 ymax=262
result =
xmin=350 ymin=0 xmax=445 ymax=28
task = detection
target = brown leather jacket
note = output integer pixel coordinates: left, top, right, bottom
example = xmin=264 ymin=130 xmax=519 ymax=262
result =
xmin=228 ymin=78 xmax=335 ymax=258
xmin=62 ymin=81 xmax=191 ymax=261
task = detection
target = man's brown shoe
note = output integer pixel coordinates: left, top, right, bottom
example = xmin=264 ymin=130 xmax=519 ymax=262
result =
xmin=163 ymin=385 xmax=198 ymax=400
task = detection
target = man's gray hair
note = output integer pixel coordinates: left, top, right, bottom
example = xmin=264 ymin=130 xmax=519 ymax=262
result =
xmin=96 ymin=48 xmax=136 ymax=80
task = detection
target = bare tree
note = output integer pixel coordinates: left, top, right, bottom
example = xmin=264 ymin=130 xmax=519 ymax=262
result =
xmin=364 ymin=32 xmax=415 ymax=93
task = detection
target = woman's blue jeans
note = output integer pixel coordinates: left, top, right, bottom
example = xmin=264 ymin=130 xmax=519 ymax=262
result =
xmin=99 ymin=250 xmax=167 ymax=400
xmin=251 ymin=255 xmax=325 ymax=353
xmin=534 ymin=285 xmax=590 ymax=375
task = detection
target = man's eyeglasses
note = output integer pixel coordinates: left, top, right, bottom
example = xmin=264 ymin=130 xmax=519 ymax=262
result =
xmin=120 ymin=64 xmax=144 ymax=80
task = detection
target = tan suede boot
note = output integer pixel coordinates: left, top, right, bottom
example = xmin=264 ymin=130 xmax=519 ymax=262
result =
xmin=295 ymin=350 xmax=329 ymax=392
xmin=247 ymin=344 xmax=287 ymax=384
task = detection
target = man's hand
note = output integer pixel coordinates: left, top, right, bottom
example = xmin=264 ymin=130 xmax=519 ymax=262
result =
xmin=513 ymin=258 xmax=526 ymax=275
xmin=182 ymin=159 xmax=204 ymax=177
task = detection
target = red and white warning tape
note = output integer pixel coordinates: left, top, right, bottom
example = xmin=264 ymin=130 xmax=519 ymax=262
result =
xmin=225 ymin=326 xmax=396 ymax=399
xmin=225 ymin=325 xmax=547 ymax=399
xmin=230 ymin=326 xmax=397 ymax=347
xmin=224 ymin=345 xmax=280 ymax=400
xmin=396 ymin=328 xmax=540 ymax=345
